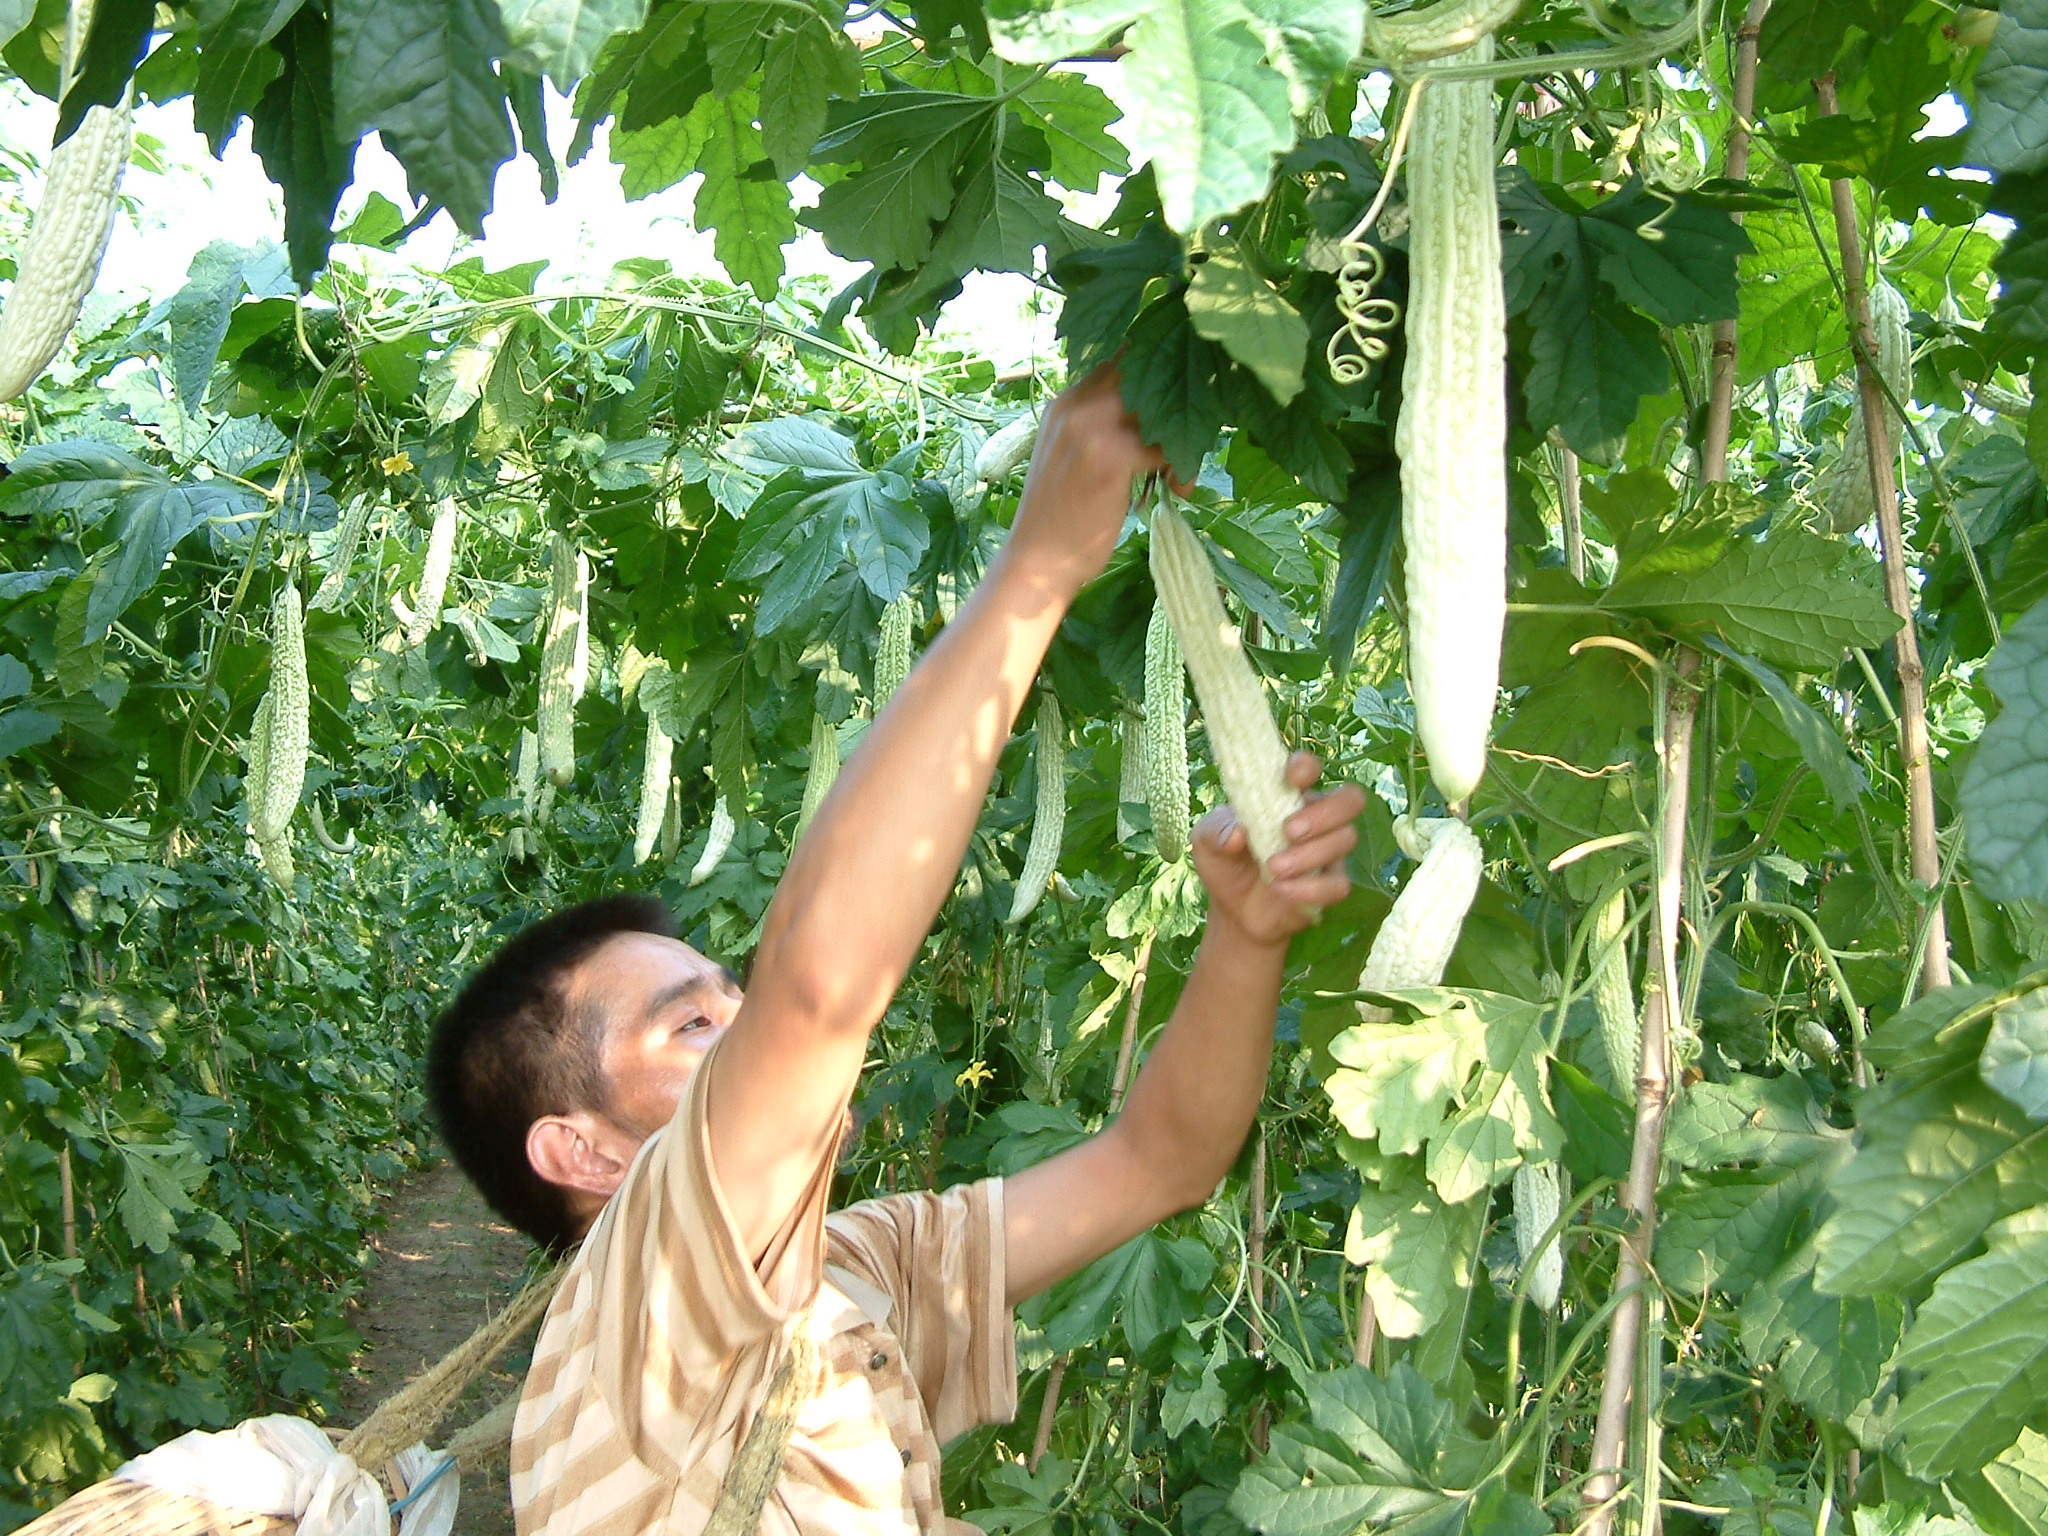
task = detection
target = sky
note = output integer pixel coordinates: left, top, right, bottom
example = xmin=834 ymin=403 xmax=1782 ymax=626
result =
xmin=0 ymin=81 xmax=1065 ymax=374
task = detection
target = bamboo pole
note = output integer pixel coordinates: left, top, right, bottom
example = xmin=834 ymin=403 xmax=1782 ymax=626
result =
xmin=1815 ymin=74 xmax=1951 ymax=994
xmin=1108 ymin=931 xmax=1153 ymax=1113
xmin=1582 ymin=650 xmax=1699 ymax=1536
xmin=1029 ymin=1357 xmax=1067 ymax=1472
xmin=1247 ymin=1134 xmax=1268 ymax=1358
xmin=1699 ymin=0 xmax=1772 ymax=483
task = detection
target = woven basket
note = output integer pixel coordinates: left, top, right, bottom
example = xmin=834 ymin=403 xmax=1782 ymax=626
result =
xmin=8 ymin=1478 xmax=295 ymax=1536
xmin=6 ymin=1259 xmax=563 ymax=1536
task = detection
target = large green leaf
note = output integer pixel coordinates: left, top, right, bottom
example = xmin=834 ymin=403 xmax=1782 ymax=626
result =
xmin=693 ymin=89 xmax=793 ymax=299
xmin=1891 ymin=1205 xmax=2048 ymax=1479
xmin=1956 ymin=1429 xmax=2048 ymax=1536
xmin=1665 ymin=1072 xmax=1849 ymax=1170
xmin=989 ymin=0 xmax=1293 ymax=233
xmin=1704 ymin=640 xmax=1866 ymax=812
xmin=1813 ymin=1056 xmax=2048 ymax=1296
xmin=805 ymin=92 xmax=995 ymax=271
xmin=1985 ymin=988 xmax=2048 ymax=1121
xmin=1971 ymin=0 xmax=2048 ymax=179
xmin=1186 ymin=243 xmax=1308 ymax=405
xmin=1962 ymin=596 xmax=2048 ymax=903
xmin=1603 ymin=527 xmax=1899 ymax=672
xmin=1658 ymin=1146 xmax=1847 ymax=1298
xmin=1119 ymin=290 xmax=1229 ymax=479
xmin=1053 ymin=222 xmax=1185 ymax=373
xmin=498 ymin=0 xmax=647 ymax=85
xmin=1741 ymin=1243 xmax=1906 ymax=1423
xmin=1344 ymin=1157 xmax=1485 ymax=1340
xmin=331 ymin=0 xmax=515 ymax=235
xmin=1327 ymin=989 xmax=1563 ymax=1204
xmin=1988 ymin=173 xmax=2048 ymax=352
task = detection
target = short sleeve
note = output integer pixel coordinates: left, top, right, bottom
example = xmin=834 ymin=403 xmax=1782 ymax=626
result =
xmin=580 ymin=1033 xmax=838 ymax=1476
xmin=825 ymin=1179 xmax=1017 ymax=1443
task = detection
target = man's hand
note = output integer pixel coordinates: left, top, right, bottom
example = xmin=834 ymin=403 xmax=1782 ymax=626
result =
xmin=1005 ymin=367 xmax=1163 ymax=599
xmin=1194 ymin=753 xmax=1364 ymax=947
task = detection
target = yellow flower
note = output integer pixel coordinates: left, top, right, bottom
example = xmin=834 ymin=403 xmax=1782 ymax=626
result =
xmin=954 ymin=1059 xmax=994 ymax=1090
xmin=381 ymin=450 xmax=414 ymax=475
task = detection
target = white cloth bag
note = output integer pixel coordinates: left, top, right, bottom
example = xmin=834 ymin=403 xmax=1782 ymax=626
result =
xmin=115 ymin=1414 xmax=457 ymax=1536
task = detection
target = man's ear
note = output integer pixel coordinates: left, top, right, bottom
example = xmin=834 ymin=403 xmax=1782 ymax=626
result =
xmin=527 ymin=1111 xmax=638 ymax=1202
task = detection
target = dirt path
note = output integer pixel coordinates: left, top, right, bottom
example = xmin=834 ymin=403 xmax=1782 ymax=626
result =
xmin=341 ymin=1159 xmax=538 ymax=1536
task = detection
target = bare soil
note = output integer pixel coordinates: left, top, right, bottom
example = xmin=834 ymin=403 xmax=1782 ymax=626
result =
xmin=340 ymin=1159 xmax=539 ymax=1536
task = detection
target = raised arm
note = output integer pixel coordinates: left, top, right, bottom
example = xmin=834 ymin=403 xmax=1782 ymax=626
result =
xmin=1003 ymin=756 xmax=1365 ymax=1304
xmin=709 ymin=372 xmax=1163 ymax=1258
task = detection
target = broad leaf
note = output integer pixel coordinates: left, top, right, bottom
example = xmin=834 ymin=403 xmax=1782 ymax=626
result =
xmin=1742 ymin=1242 xmax=1906 ymax=1423
xmin=1891 ymin=1205 xmax=2048 ymax=1480
xmin=1985 ymin=988 xmax=2048 ymax=1121
xmin=1971 ymin=0 xmax=2048 ymax=179
xmin=1604 ymin=527 xmax=1898 ymax=672
xmin=1813 ymin=1055 xmax=2048 ymax=1296
xmin=1327 ymin=989 xmax=1562 ymax=1204
xmin=1659 ymin=1146 xmax=1847 ymax=1298
xmin=1665 ymin=1072 xmax=1848 ymax=1170
xmin=112 ymin=1139 xmax=209 ymax=1254
xmin=331 ymin=0 xmax=515 ymax=235
xmin=1962 ymin=596 xmax=2048 ymax=903
xmin=1705 ymin=640 xmax=1865 ymax=812
xmin=1186 ymin=243 xmax=1308 ymax=405
xmin=1955 ymin=1429 xmax=2048 ymax=1536
xmin=1344 ymin=1157 xmax=1485 ymax=1339
xmin=692 ymin=89 xmax=793 ymax=299
xmin=498 ymin=0 xmax=647 ymax=86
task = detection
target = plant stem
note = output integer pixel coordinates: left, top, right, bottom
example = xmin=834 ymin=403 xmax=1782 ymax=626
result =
xmin=1248 ymin=1132 xmax=1268 ymax=1358
xmin=1816 ymin=74 xmax=1950 ymax=994
xmin=1699 ymin=0 xmax=1771 ymax=482
xmin=1583 ymin=648 xmax=1698 ymax=1536
xmin=1030 ymin=1356 xmax=1067 ymax=1472
xmin=1108 ymin=931 xmax=1153 ymax=1113
xmin=1559 ymin=442 xmax=1586 ymax=581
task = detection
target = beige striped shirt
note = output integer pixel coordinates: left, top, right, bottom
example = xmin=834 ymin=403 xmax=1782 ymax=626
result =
xmin=509 ymin=1041 xmax=1017 ymax=1536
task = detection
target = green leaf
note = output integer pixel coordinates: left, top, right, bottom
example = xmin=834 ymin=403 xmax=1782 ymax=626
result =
xmin=1236 ymin=0 xmax=1363 ymax=119
xmin=1705 ymin=640 xmax=1866 ymax=812
xmin=1010 ymin=68 xmax=1128 ymax=192
xmin=1963 ymin=596 xmax=2048 ymax=903
xmin=1970 ymin=0 xmax=2048 ymax=179
xmin=1231 ymin=1423 xmax=1444 ymax=1536
xmin=990 ymin=0 xmax=1292 ymax=232
xmin=192 ymin=0 xmax=293 ymax=156
xmin=1955 ymin=1429 xmax=2048 ymax=1536
xmin=1603 ymin=526 xmax=1899 ymax=672
xmin=1988 ymin=174 xmax=2048 ymax=353
xmin=1658 ymin=1147 xmax=1847 ymax=1298
xmin=331 ymin=0 xmax=515 ymax=236
xmin=1666 ymin=1072 xmax=1849 ymax=1169
xmin=1813 ymin=1056 xmax=2048 ymax=1296
xmin=759 ymin=20 xmax=859 ymax=180
xmin=1742 ymin=1242 xmax=1906 ymax=1423
xmin=55 ymin=0 xmax=153 ymax=141
xmin=0 ymin=707 xmax=61 ymax=763
xmin=1984 ymin=988 xmax=2048 ymax=1121
xmin=1052 ymin=221 xmax=1185 ymax=373
xmin=112 ymin=1139 xmax=209 ymax=1254
xmin=1580 ymin=179 xmax=1752 ymax=326
xmin=1119 ymin=290 xmax=1228 ymax=480
xmin=1303 ymin=1362 xmax=1449 ymax=1484
xmin=1891 ymin=1205 xmax=2048 ymax=1479
xmin=611 ymin=95 xmax=715 ymax=199
xmin=692 ymin=89 xmax=794 ymax=299
xmin=1327 ymin=990 xmax=1562 ymax=1204
xmin=805 ymin=93 xmax=993 ymax=271
xmin=1345 ymin=1160 xmax=1485 ymax=1339
xmin=497 ymin=0 xmax=647 ymax=86
xmin=1186 ymin=244 xmax=1308 ymax=405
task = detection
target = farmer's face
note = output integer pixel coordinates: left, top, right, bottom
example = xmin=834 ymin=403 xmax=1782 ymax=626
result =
xmin=571 ymin=932 xmax=743 ymax=1139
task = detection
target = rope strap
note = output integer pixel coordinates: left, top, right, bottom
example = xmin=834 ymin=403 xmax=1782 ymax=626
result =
xmin=703 ymin=1325 xmax=818 ymax=1536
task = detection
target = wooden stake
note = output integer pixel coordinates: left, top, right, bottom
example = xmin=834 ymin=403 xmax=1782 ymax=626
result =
xmin=1247 ymin=1133 xmax=1268 ymax=1358
xmin=1560 ymin=446 xmax=1586 ymax=583
xmin=1583 ymin=650 xmax=1699 ymax=1536
xmin=1700 ymin=0 xmax=1773 ymax=483
xmin=1029 ymin=1357 xmax=1067 ymax=1472
xmin=1108 ymin=931 xmax=1153 ymax=1113
xmin=1816 ymin=74 xmax=1950 ymax=994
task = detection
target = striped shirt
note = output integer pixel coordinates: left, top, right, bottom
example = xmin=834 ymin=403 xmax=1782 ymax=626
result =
xmin=509 ymin=1040 xmax=1017 ymax=1536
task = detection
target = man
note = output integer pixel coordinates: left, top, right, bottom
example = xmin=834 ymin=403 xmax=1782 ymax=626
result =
xmin=425 ymin=369 xmax=1365 ymax=1536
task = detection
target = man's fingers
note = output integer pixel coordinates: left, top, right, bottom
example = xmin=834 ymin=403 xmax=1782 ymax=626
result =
xmin=1267 ymin=825 xmax=1357 ymax=879
xmin=1284 ymin=781 xmax=1367 ymax=841
xmin=1273 ymin=870 xmax=1352 ymax=911
xmin=1195 ymin=804 xmax=1243 ymax=852
xmin=1284 ymin=750 xmax=1324 ymax=790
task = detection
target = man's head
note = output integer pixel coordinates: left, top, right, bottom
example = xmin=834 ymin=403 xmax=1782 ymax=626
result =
xmin=426 ymin=895 xmax=744 ymax=1253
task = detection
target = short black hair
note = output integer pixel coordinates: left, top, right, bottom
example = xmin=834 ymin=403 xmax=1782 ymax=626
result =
xmin=426 ymin=894 xmax=675 ymax=1253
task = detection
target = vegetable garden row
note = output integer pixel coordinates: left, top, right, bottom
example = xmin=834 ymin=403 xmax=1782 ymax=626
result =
xmin=3 ymin=0 xmax=2048 ymax=1533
